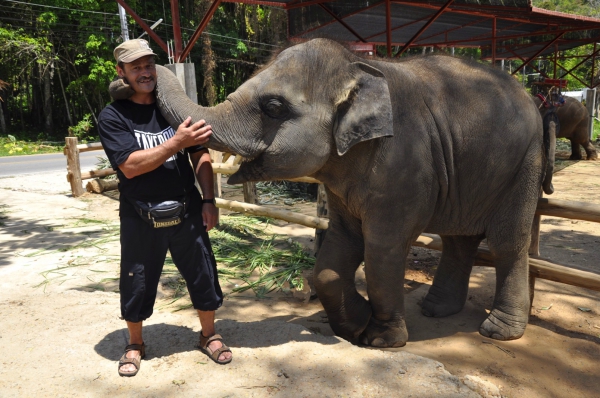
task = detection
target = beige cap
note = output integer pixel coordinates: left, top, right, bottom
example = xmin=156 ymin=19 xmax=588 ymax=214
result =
xmin=113 ymin=39 xmax=156 ymax=63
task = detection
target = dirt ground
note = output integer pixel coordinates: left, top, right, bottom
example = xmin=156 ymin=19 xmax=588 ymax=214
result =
xmin=0 ymin=143 xmax=599 ymax=398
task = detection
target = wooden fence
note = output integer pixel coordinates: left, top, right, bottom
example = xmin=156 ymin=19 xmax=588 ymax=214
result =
xmin=64 ymin=137 xmax=600 ymax=300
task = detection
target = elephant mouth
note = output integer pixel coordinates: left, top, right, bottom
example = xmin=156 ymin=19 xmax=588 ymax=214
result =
xmin=227 ymin=156 xmax=267 ymax=185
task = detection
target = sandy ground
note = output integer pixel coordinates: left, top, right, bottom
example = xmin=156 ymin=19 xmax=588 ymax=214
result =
xmin=0 ymin=149 xmax=599 ymax=398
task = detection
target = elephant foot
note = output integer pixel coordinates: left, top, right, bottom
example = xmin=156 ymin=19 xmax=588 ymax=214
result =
xmin=359 ymin=317 xmax=408 ymax=348
xmin=479 ymin=309 xmax=527 ymax=341
xmin=569 ymin=154 xmax=583 ymax=161
xmin=586 ymin=152 xmax=598 ymax=161
xmin=421 ymin=286 xmax=466 ymax=318
xmin=327 ymin=297 xmax=372 ymax=342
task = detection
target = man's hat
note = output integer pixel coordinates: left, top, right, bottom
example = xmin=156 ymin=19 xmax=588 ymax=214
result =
xmin=114 ymin=39 xmax=156 ymax=63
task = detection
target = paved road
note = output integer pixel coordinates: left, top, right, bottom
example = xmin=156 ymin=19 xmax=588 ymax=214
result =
xmin=0 ymin=150 xmax=107 ymax=177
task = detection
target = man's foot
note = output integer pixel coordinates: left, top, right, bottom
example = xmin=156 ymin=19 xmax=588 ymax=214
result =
xmin=199 ymin=332 xmax=232 ymax=364
xmin=118 ymin=343 xmax=145 ymax=377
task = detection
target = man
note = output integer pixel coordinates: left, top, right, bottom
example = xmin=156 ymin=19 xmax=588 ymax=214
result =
xmin=98 ymin=39 xmax=232 ymax=377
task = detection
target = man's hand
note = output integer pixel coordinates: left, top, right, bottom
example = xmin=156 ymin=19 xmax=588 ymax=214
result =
xmin=176 ymin=117 xmax=212 ymax=149
xmin=202 ymin=202 xmax=219 ymax=232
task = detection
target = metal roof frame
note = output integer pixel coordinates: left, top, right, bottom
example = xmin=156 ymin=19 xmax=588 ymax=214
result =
xmin=117 ymin=0 xmax=600 ymax=88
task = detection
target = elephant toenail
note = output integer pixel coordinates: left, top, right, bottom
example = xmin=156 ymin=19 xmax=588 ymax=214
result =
xmin=371 ymin=338 xmax=387 ymax=347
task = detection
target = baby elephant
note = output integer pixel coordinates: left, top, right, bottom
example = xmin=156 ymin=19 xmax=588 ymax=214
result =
xmin=534 ymin=95 xmax=598 ymax=160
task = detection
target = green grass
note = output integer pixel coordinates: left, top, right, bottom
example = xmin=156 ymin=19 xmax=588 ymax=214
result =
xmin=0 ymin=135 xmax=63 ymax=156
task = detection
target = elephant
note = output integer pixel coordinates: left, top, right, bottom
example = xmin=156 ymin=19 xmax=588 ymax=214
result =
xmin=111 ymin=38 xmax=554 ymax=348
xmin=533 ymin=95 xmax=597 ymax=160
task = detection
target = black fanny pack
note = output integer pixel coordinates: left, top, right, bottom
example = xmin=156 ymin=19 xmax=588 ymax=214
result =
xmin=132 ymin=195 xmax=188 ymax=228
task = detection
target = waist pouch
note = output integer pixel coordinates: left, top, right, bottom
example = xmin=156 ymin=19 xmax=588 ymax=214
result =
xmin=132 ymin=195 xmax=188 ymax=228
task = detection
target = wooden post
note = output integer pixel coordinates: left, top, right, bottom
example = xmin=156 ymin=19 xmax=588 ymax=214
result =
xmin=64 ymin=137 xmax=85 ymax=197
xmin=314 ymin=184 xmax=329 ymax=255
xmin=585 ymin=88 xmax=596 ymax=141
xmin=209 ymin=149 xmax=223 ymax=198
xmin=233 ymin=153 xmax=258 ymax=204
xmin=209 ymin=149 xmax=223 ymax=216
xmin=529 ymin=273 xmax=536 ymax=311
xmin=243 ymin=181 xmax=258 ymax=204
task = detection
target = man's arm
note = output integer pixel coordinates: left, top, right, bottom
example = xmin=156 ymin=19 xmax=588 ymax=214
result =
xmin=119 ymin=117 xmax=212 ymax=179
xmin=191 ymin=149 xmax=218 ymax=231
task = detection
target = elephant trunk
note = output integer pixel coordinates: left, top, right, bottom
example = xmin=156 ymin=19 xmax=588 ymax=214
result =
xmin=155 ymin=65 xmax=266 ymax=157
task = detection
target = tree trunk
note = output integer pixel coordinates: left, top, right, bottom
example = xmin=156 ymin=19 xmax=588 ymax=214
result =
xmin=42 ymin=61 xmax=54 ymax=134
xmin=0 ymin=98 xmax=6 ymax=134
xmin=57 ymin=67 xmax=73 ymax=126
xmin=82 ymin=89 xmax=98 ymax=126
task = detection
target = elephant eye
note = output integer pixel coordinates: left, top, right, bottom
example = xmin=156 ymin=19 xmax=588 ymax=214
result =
xmin=261 ymin=98 xmax=289 ymax=119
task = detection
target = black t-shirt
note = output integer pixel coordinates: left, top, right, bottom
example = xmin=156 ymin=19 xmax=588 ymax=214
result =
xmin=98 ymin=99 xmax=205 ymax=217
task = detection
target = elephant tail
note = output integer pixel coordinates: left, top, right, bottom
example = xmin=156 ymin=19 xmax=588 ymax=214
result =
xmin=541 ymin=109 xmax=558 ymax=195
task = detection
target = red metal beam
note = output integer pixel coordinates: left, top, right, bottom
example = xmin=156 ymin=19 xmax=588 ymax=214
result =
xmin=396 ymin=0 xmax=455 ymax=57
xmin=115 ymin=0 xmax=168 ymax=54
xmin=559 ymin=46 xmax=600 ymax=80
xmin=171 ymin=0 xmax=183 ymax=62
xmin=512 ymin=33 xmax=564 ymax=75
xmin=506 ymin=49 xmax=550 ymax=78
xmin=386 ymin=0 xmax=392 ymax=56
xmin=555 ymin=62 xmax=591 ymax=88
xmin=422 ymin=25 xmax=596 ymax=48
xmin=318 ymin=3 xmax=366 ymax=42
xmin=179 ymin=0 xmax=223 ymax=62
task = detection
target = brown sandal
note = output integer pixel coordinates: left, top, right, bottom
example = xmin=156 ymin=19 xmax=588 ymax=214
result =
xmin=118 ymin=343 xmax=146 ymax=377
xmin=199 ymin=332 xmax=232 ymax=365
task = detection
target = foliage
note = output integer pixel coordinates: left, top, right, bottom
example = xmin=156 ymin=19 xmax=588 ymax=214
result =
xmin=0 ymin=135 xmax=62 ymax=156
xmin=211 ymin=215 xmax=315 ymax=297
xmin=0 ymin=1 xmax=287 ymax=138
xmin=67 ymin=114 xmax=94 ymax=141
xmin=533 ymin=1 xmax=600 ymax=17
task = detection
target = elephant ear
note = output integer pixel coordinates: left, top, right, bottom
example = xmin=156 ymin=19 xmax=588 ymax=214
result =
xmin=333 ymin=62 xmax=393 ymax=156
xmin=108 ymin=77 xmax=135 ymax=101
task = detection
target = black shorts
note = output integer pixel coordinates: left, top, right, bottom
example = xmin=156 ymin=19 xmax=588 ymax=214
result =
xmin=119 ymin=212 xmax=223 ymax=322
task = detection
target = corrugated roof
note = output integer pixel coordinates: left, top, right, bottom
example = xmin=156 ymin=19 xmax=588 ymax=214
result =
xmin=231 ymin=0 xmax=600 ymax=60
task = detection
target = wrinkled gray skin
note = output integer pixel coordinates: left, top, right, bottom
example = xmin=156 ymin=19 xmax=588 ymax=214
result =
xmin=533 ymin=96 xmax=597 ymax=160
xmin=111 ymin=39 xmax=554 ymax=347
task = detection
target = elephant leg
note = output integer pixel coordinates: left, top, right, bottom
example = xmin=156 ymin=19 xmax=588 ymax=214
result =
xmin=583 ymin=141 xmax=598 ymax=160
xmin=421 ymin=235 xmax=483 ymax=318
xmin=313 ymin=207 xmax=369 ymax=342
xmin=359 ymin=233 xmax=415 ymax=348
xmin=569 ymin=139 xmax=583 ymax=160
xmin=480 ymin=230 xmax=531 ymax=341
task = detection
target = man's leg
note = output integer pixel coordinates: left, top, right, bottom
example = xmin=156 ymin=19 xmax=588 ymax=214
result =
xmin=119 ymin=321 xmax=144 ymax=374
xmin=118 ymin=216 xmax=169 ymax=375
xmin=198 ymin=310 xmax=232 ymax=362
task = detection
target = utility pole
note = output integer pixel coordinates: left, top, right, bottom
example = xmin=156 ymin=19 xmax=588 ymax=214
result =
xmin=118 ymin=4 xmax=129 ymax=41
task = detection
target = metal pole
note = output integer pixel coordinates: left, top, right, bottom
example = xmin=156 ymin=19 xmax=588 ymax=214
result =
xmin=118 ymin=4 xmax=129 ymax=41
xmin=586 ymin=88 xmax=596 ymax=141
